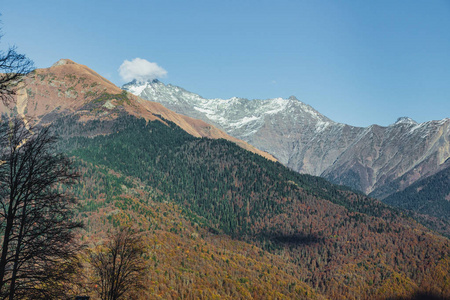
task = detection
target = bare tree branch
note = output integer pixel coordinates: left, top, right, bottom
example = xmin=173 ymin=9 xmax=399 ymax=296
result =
xmin=0 ymin=43 xmax=34 ymax=107
xmin=0 ymin=116 xmax=83 ymax=299
xmin=90 ymin=227 xmax=148 ymax=300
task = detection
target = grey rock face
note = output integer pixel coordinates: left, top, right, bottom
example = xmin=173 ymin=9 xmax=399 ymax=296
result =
xmin=123 ymin=80 xmax=450 ymax=199
xmin=323 ymin=119 xmax=450 ymax=198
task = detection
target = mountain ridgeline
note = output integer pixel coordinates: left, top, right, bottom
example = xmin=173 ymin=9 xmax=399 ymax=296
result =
xmin=0 ymin=59 xmax=275 ymax=161
xmin=124 ymin=80 xmax=450 ymax=205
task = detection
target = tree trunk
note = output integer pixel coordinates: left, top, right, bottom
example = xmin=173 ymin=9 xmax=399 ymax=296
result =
xmin=8 ymin=196 xmax=28 ymax=300
xmin=0 ymin=212 xmax=14 ymax=294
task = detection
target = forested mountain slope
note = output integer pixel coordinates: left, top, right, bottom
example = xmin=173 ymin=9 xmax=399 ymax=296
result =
xmin=70 ymin=160 xmax=323 ymax=299
xmin=384 ymin=164 xmax=450 ymax=235
xmin=62 ymin=115 xmax=450 ymax=299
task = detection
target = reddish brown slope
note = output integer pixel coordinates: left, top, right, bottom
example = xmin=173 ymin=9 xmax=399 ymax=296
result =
xmin=1 ymin=59 xmax=275 ymax=161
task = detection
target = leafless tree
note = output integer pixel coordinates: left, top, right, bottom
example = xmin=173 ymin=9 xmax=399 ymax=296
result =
xmin=0 ymin=26 xmax=34 ymax=106
xmin=0 ymin=117 xmax=83 ymax=299
xmin=90 ymin=227 xmax=148 ymax=300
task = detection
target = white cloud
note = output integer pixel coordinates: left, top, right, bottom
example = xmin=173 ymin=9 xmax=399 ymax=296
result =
xmin=118 ymin=58 xmax=167 ymax=83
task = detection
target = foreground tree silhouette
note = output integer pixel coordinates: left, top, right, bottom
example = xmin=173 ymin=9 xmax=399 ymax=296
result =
xmin=0 ymin=117 xmax=82 ymax=299
xmin=90 ymin=228 xmax=147 ymax=300
xmin=0 ymin=27 xmax=34 ymax=106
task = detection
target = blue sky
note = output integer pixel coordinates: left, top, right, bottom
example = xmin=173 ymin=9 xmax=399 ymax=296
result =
xmin=1 ymin=0 xmax=449 ymax=127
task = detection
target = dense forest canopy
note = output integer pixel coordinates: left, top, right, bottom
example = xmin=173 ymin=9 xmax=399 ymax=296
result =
xmin=60 ymin=115 xmax=450 ymax=299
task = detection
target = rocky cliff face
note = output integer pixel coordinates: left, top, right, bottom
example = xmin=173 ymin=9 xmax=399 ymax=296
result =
xmin=324 ymin=118 xmax=450 ymax=198
xmin=124 ymin=80 xmax=450 ymax=199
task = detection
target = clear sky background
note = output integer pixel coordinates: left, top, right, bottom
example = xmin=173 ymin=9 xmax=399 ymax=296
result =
xmin=1 ymin=0 xmax=449 ymax=127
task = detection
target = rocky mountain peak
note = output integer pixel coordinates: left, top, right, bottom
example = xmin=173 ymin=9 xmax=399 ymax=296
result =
xmin=51 ymin=59 xmax=76 ymax=67
xmin=128 ymin=78 xmax=161 ymax=85
xmin=394 ymin=117 xmax=418 ymax=125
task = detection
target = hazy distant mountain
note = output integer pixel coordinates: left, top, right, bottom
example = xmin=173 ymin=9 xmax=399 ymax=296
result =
xmin=124 ymin=80 xmax=450 ymax=201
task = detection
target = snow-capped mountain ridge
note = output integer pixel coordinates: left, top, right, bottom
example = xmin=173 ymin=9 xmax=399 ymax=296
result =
xmin=123 ymin=80 xmax=450 ymax=199
xmin=123 ymin=80 xmax=334 ymax=139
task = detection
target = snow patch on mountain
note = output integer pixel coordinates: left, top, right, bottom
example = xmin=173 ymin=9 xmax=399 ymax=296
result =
xmin=229 ymin=116 xmax=260 ymax=128
xmin=126 ymin=81 xmax=149 ymax=95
